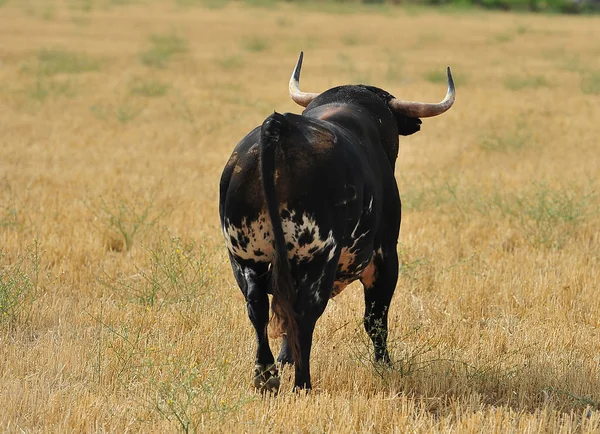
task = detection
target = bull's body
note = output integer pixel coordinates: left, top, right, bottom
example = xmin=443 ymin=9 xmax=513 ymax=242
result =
xmin=219 ymin=53 xmax=454 ymax=391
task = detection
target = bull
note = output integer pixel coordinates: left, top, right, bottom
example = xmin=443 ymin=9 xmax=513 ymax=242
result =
xmin=219 ymin=52 xmax=455 ymax=392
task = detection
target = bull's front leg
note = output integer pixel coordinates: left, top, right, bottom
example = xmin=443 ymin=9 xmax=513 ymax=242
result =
xmin=360 ymin=247 xmax=398 ymax=363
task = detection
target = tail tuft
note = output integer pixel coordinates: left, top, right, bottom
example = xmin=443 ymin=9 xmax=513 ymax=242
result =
xmin=261 ymin=111 xmax=288 ymax=144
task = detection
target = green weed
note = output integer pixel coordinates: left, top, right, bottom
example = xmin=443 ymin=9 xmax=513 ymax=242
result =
xmin=101 ymin=237 xmax=213 ymax=307
xmin=92 ymin=302 xmax=253 ymax=431
xmin=0 ymin=240 xmax=41 ymax=327
xmin=28 ymin=75 xmax=76 ymax=101
xmin=92 ymin=237 xmax=254 ymax=430
xmin=170 ymin=91 xmax=199 ymax=133
xmin=0 ymin=201 xmax=19 ymax=229
xmin=116 ymin=104 xmax=142 ymax=123
xmin=140 ymin=33 xmax=188 ymax=69
xmin=90 ymin=193 xmax=164 ymax=252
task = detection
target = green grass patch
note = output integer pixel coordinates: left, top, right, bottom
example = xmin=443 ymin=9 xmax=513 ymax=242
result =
xmin=140 ymin=33 xmax=188 ymax=69
xmin=337 ymin=53 xmax=372 ymax=84
xmin=216 ymin=55 xmax=245 ymax=70
xmin=492 ymin=32 xmax=514 ymax=43
xmin=503 ymin=74 xmax=549 ymax=91
xmin=176 ymin=0 xmax=230 ymax=7
xmin=581 ymin=72 xmax=600 ymax=95
xmin=417 ymin=32 xmax=444 ymax=45
xmin=480 ymin=120 xmax=529 ymax=153
xmin=423 ymin=68 xmax=465 ymax=85
xmin=108 ymin=0 xmax=139 ymax=4
xmin=385 ymin=53 xmax=404 ymax=83
xmin=68 ymin=0 xmax=94 ymax=12
xmin=400 ymin=175 xmax=598 ymax=249
xmin=28 ymin=76 xmax=76 ymax=101
xmin=242 ymin=37 xmax=269 ymax=52
xmin=89 ymin=103 xmax=143 ymax=124
xmin=493 ymin=183 xmax=599 ymax=248
xmin=341 ymin=33 xmax=362 ymax=46
xmin=293 ymin=1 xmax=395 ymax=15
xmin=129 ymin=78 xmax=170 ymax=97
xmin=423 ymin=69 xmax=446 ymax=84
xmin=516 ymin=24 xmax=528 ymax=34
xmin=245 ymin=0 xmax=277 ymax=6
xmin=29 ymin=49 xmax=102 ymax=76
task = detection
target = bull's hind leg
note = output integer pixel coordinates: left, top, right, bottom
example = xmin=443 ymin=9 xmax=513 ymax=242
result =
xmin=360 ymin=247 xmax=399 ymax=363
xmin=229 ymin=257 xmax=280 ymax=393
xmin=291 ymin=253 xmax=340 ymax=390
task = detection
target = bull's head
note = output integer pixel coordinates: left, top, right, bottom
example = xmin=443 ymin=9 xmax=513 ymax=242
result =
xmin=288 ymin=51 xmax=455 ymax=134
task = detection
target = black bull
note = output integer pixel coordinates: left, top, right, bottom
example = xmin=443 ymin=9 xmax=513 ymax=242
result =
xmin=219 ymin=52 xmax=455 ymax=391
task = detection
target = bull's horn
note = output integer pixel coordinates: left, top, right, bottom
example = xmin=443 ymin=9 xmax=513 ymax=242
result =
xmin=289 ymin=52 xmax=319 ymax=108
xmin=388 ymin=67 xmax=455 ymax=118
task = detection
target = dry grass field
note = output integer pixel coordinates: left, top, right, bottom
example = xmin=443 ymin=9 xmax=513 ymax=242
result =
xmin=1 ymin=0 xmax=599 ymax=431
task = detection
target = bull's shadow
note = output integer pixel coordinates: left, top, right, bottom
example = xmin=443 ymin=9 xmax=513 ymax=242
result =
xmin=325 ymin=318 xmax=600 ymax=417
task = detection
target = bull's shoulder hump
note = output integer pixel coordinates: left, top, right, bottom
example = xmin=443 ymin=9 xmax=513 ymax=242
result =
xmin=282 ymin=112 xmax=337 ymax=149
xmin=304 ymin=103 xmax=354 ymax=123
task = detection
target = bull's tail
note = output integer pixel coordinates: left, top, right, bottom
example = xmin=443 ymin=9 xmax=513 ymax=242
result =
xmin=259 ymin=112 xmax=300 ymax=366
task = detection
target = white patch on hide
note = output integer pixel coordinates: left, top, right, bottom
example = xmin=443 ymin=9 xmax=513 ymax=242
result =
xmin=223 ymin=213 xmax=274 ymax=262
xmin=223 ymin=205 xmax=336 ymax=263
xmin=280 ymin=208 xmax=335 ymax=262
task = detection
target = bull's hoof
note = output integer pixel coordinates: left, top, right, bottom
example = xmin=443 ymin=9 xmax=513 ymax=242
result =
xmin=253 ymin=363 xmax=280 ymax=394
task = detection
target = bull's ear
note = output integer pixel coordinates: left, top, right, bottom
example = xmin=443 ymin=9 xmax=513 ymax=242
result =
xmin=396 ymin=115 xmax=422 ymax=136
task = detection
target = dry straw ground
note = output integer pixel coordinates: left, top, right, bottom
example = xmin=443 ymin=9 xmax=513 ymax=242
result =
xmin=0 ymin=0 xmax=599 ymax=432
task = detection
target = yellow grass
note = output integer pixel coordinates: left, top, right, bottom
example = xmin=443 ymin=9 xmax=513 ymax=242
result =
xmin=1 ymin=0 xmax=599 ymax=431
